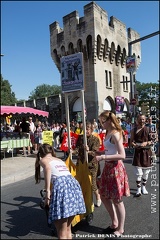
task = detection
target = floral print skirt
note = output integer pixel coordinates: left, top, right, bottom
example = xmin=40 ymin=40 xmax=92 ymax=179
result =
xmin=48 ymin=175 xmax=86 ymax=223
xmin=99 ymin=160 xmax=130 ymax=200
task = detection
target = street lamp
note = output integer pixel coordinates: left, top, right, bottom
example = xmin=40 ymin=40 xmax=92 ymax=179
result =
xmin=128 ymin=31 xmax=160 ymax=125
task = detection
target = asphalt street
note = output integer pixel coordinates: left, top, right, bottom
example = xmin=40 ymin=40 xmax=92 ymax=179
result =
xmin=1 ymin=151 xmax=159 ymax=239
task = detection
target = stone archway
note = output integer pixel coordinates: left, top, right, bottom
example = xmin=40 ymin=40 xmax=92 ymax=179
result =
xmin=72 ymin=98 xmax=86 ymax=122
xmin=103 ymin=96 xmax=115 ymax=113
xmin=73 ymin=98 xmax=82 ymax=112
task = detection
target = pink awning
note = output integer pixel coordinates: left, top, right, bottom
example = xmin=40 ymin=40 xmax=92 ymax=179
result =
xmin=1 ymin=106 xmax=49 ymax=117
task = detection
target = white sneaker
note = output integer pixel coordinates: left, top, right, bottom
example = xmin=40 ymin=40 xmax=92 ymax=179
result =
xmin=136 ymin=187 xmax=142 ymax=197
xmin=96 ymin=199 xmax=101 ymax=207
xmin=142 ymin=185 xmax=148 ymax=195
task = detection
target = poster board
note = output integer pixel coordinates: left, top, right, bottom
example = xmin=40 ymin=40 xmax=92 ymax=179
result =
xmin=115 ymin=96 xmax=124 ymax=113
xmin=61 ymin=52 xmax=84 ymax=93
xmin=42 ymin=131 xmax=53 ymax=146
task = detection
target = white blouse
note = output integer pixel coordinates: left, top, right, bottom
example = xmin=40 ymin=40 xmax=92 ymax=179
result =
xmin=104 ymin=137 xmax=118 ymax=155
xmin=49 ymin=159 xmax=71 ymax=183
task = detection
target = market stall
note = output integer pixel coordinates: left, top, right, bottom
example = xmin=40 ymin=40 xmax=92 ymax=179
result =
xmin=1 ymin=132 xmax=31 ymax=159
xmin=1 ymin=105 xmax=49 ymax=117
xmin=1 ymin=106 xmax=49 ymax=159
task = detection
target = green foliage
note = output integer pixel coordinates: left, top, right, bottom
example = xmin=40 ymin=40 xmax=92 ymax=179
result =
xmin=1 ymin=74 xmax=17 ymax=105
xmin=28 ymin=84 xmax=61 ymax=100
xmin=135 ymin=81 xmax=159 ymax=111
xmin=16 ymin=99 xmax=26 ymax=103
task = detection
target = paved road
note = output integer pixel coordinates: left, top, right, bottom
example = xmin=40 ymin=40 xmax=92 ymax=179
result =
xmin=1 ymin=152 xmax=159 ymax=239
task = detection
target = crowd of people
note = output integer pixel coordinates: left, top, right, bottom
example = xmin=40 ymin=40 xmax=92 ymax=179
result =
xmin=33 ymin=111 xmax=159 ymax=239
xmin=1 ymin=111 xmax=159 ymax=239
xmin=1 ymin=113 xmax=158 ymax=161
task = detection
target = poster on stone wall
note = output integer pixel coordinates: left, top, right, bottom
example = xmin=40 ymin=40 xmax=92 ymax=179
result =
xmin=60 ymin=52 xmax=84 ymax=93
xmin=115 ymin=96 xmax=124 ymax=113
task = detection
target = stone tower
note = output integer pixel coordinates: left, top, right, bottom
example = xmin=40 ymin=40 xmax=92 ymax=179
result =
xmin=49 ymin=1 xmax=141 ymax=121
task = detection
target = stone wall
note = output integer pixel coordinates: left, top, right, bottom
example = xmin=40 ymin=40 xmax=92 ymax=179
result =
xmin=17 ymin=2 xmax=141 ymax=123
xmin=49 ymin=1 xmax=141 ymax=121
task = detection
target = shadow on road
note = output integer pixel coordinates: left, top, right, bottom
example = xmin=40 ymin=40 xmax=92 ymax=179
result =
xmin=72 ymin=218 xmax=104 ymax=234
xmin=1 ymin=195 xmax=53 ymax=238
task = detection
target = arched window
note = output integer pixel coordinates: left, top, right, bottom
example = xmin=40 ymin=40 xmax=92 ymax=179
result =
xmin=77 ymin=39 xmax=83 ymax=52
xmin=121 ymin=48 xmax=126 ymax=67
xmin=97 ymin=35 xmax=101 ymax=58
xmin=68 ymin=42 xmax=74 ymax=54
xmin=109 ymin=42 xmax=115 ymax=63
xmin=103 ymin=39 xmax=108 ymax=60
xmin=61 ymin=46 xmax=65 ymax=56
xmin=115 ymin=45 xmax=121 ymax=66
xmin=86 ymin=35 xmax=92 ymax=59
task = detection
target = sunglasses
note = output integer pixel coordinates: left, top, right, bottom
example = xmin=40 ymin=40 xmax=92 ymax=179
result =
xmin=101 ymin=119 xmax=109 ymax=124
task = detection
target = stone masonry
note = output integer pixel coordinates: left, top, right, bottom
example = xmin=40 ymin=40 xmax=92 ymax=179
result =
xmin=16 ymin=1 xmax=141 ymax=123
xmin=49 ymin=1 xmax=141 ymax=121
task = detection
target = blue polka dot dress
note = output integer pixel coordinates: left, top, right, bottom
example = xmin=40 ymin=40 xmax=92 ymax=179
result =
xmin=48 ymin=175 xmax=86 ymax=223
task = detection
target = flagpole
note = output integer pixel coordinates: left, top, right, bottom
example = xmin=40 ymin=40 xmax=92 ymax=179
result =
xmin=81 ymin=90 xmax=88 ymax=163
xmin=64 ymin=93 xmax=72 ymax=160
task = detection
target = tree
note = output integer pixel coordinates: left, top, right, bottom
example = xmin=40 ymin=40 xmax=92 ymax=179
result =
xmin=1 ymin=74 xmax=17 ymax=105
xmin=136 ymin=81 xmax=158 ymax=101
xmin=135 ymin=81 xmax=159 ymax=116
xmin=28 ymin=84 xmax=61 ymax=100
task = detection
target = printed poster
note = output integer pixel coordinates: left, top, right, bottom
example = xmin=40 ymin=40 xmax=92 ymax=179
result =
xmin=115 ymin=96 xmax=124 ymax=113
xmin=42 ymin=131 xmax=53 ymax=146
xmin=126 ymin=56 xmax=136 ymax=73
xmin=60 ymin=52 xmax=84 ymax=92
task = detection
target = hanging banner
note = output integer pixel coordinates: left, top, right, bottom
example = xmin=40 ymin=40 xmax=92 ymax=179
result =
xmin=126 ymin=56 xmax=136 ymax=73
xmin=60 ymin=132 xmax=79 ymax=152
xmin=60 ymin=52 xmax=84 ymax=93
xmin=60 ymin=131 xmax=106 ymax=152
xmin=115 ymin=96 xmax=124 ymax=113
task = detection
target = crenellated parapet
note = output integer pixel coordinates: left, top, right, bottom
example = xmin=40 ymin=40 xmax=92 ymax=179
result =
xmin=49 ymin=1 xmax=141 ymax=121
xmin=49 ymin=1 xmax=141 ymax=70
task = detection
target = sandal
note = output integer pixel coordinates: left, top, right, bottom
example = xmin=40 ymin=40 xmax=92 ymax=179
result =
xmin=102 ymin=226 xmax=117 ymax=234
xmin=96 ymin=199 xmax=102 ymax=207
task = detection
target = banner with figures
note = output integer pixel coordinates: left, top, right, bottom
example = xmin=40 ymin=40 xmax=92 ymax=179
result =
xmin=115 ymin=96 xmax=124 ymax=113
xmin=60 ymin=132 xmax=106 ymax=152
xmin=61 ymin=52 xmax=84 ymax=93
xmin=126 ymin=55 xmax=136 ymax=73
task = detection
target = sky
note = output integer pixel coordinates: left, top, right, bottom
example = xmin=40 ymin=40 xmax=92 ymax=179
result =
xmin=1 ymin=1 xmax=159 ymax=100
